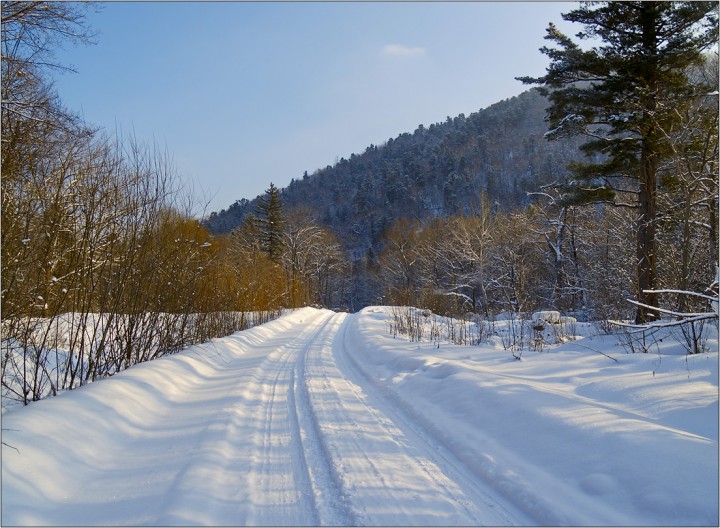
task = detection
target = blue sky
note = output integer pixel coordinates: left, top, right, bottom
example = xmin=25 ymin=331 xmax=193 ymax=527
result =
xmin=52 ymin=1 xmax=575 ymax=216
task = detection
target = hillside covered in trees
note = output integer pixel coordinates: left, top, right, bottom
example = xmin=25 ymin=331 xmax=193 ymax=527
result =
xmin=205 ymin=88 xmax=586 ymax=254
xmin=206 ymin=46 xmax=717 ymax=314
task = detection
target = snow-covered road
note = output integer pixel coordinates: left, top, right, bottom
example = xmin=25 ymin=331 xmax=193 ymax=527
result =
xmin=2 ymin=307 xmax=718 ymax=526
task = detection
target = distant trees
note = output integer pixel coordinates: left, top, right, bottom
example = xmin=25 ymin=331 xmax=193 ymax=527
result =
xmin=205 ymin=89 xmax=585 ymax=247
xmin=282 ymin=207 xmax=348 ymax=308
xmin=519 ymin=1 xmax=719 ymax=322
xmin=378 ymin=197 xmax=647 ymax=323
xmin=226 ymin=191 xmax=349 ymax=311
xmin=380 ymin=211 xmax=534 ymax=317
xmin=203 ymin=89 xmax=590 ymax=309
xmin=225 ymin=213 xmax=288 ymax=314
xmin=379 ymin=218 xmax=423 ymax=307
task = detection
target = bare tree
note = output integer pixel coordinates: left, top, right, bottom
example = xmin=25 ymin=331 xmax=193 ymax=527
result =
xmin=279 ymin=207 xmax=348 ymax=308
xmin=379 ymin=218 xmax=423 ymax=307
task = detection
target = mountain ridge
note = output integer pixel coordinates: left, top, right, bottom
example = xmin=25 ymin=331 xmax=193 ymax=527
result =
xmin=205 ymin=88 xmax=585 ymax=255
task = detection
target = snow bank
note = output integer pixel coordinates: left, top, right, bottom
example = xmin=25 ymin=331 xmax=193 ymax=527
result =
xmin=1 ymin=306 xmax=717 ymax=526
xmin=0 ymin=308 xmax=325 ymax=526
xmin=347 ymin=306 xmax=719 ymax=526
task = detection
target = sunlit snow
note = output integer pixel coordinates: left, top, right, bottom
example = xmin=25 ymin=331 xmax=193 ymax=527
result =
xmin=2 ymin=307 xmax=717 ymax=526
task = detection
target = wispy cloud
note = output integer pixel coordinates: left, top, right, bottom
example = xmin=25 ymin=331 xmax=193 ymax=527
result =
xmin=381 ymin=44 xmax=426 ymax=58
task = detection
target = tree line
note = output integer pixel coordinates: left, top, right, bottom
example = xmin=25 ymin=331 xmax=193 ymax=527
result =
xmin=206 ymin=88 xmax=586 ymax=254
xmin=1 ymin=3 xmax=345 ymax=406
xmin=381 ymin=1 xmax=718 ymax=328
xmin=225 ymin=183 xmax=349 ymax=311
xmin=378 ymin=189 xmax=715 ymax=325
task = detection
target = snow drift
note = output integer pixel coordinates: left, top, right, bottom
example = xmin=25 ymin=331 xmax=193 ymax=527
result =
xmin=2 ymin=307 xmax=717 ymax=526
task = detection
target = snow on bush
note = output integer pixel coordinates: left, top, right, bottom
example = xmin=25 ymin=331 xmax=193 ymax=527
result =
xmin=387 ymin=306 xmax=587 ymax=354
xmin=386 ymin=305 xmax=719 ymax=363
xmin=532 ymin=311 xmax=562 ymax=325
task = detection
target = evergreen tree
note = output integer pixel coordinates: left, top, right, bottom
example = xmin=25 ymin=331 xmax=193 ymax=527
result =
xmin=256 ymin=183 xmax=285 ymax=262
xmin=519 ymin=2 xmax=718 ymax=322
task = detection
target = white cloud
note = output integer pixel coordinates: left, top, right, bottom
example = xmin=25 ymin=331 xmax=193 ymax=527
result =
xmin=381 ymin=44 xmax=426 ymax=57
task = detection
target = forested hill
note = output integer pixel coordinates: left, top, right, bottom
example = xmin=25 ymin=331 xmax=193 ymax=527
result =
xmin=205 ymin=88 xmax=584 ymax=254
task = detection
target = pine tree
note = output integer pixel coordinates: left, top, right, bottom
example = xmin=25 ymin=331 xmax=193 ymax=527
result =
xmin=256 ymin=183 xmax=285 ymax=262
xmin=519 ymin=2 xmax=718 ymax=323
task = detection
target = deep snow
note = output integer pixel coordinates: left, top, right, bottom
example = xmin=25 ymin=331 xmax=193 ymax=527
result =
xmin=1 ymin=307 xmax=718 ymax=526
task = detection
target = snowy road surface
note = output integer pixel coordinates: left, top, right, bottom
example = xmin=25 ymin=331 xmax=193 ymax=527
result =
xmin=2 ymin=307 xmax=718 ymax=526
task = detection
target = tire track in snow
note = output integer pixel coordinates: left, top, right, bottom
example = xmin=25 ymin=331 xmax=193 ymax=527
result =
xmin=290 ymin=315 xmax=358 ymax=526
xmin=296 ymin=313 xmax=522 ymax=525
xmin=330 ymin=313 xmax=531 ymax=525
xmin=152 ymin=314 xmax=331 ymax=525
xmin=286 ymin=369 xmax=320 ymax=524
xmin=242 ymin=309 xmax=333 ymax=526
xmin=155 ymin=309 xmax=336 ymax=526
xmin=329 ymin=330 xmax=486 ymax=523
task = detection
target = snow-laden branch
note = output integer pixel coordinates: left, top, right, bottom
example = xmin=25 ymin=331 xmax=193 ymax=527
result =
xmin=624 ymin=298 xmax=710 ymax=319
xmin=642 ymin=289 xmax=718 ymax=303
xmin=443 ymin=291 xmax=474 ymax=303
xmin=611 ymin=289 xmax=718 ymax=331
xmin=610 ymin=313 xmax=716 ymax=331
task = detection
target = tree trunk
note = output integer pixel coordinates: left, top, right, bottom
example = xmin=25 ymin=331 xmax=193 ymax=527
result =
xmin=636 ymin=141 xmax=658 ymax=323
xmin=635 ymin=3 xmax=660 ymax=324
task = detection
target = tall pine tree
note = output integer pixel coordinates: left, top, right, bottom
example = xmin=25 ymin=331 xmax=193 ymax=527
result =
xmin=519 ymin=1 xmax=718 ymax=323
xmin=256 ymin=183 xmax=285 ymax=263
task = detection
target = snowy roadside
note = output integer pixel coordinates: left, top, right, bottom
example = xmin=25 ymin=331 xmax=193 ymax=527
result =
xmin=1 ymin=306 xmax=717 ymax=526
xmin=344 ymin=306 xmax=719 ymax=526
